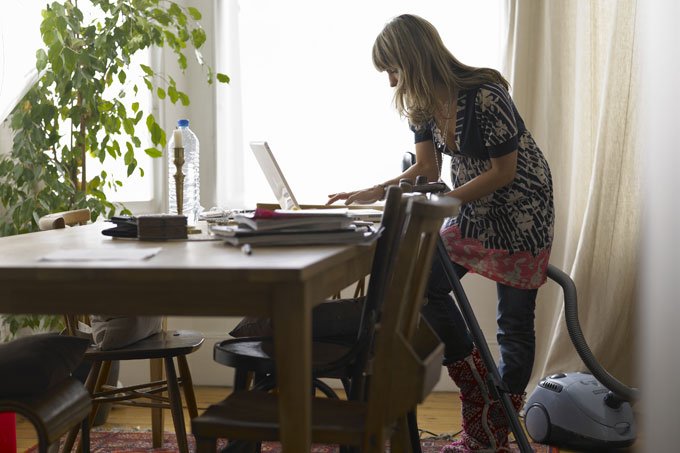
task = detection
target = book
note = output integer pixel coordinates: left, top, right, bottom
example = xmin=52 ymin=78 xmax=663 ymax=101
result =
xmin=210 ymin=224 xmax=380 ymax=246
xmin=101 ymin=214 xmax=188 ymax=239
xmin=232 ymin=208 xmax=354 ymax=232
xmin=136 ymin=214 xmax=187 ymax=240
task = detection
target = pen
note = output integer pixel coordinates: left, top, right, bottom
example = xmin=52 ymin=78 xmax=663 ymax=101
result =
xmin=241 ymin=243 xmax=252 ymax=256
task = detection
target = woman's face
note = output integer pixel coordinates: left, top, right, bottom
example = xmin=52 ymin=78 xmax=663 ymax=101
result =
xmin=387 ymin=69 xmax=399 ymax=88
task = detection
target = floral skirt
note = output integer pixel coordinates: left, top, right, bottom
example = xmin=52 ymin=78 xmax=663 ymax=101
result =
xmin=440 ymin=224 xmax=551 ymax=289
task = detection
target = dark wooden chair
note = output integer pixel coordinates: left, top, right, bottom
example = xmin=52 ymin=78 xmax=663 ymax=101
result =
xmin=209 ymin=186 xmax=407 ymax=408
xmin=0 ymin=334 xmax=93 ymax=453
xmin=191 ymin=195 xmax=460 ymax=452
xmin=0 ymin=378 xmax=92 ymax=453
xmin=38 ymin=209 xmax=205 ymax=453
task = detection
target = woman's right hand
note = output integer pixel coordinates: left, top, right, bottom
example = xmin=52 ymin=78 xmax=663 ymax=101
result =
xmin=327 ymin=185 xmax=384 ymax=205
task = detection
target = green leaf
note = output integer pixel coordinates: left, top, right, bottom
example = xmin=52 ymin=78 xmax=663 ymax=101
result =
xmin=192 ymin=28 xmax=206 ymax=49
xmin=36 ymin=49 xmax=48 ymax=71
xmin=156 ymin=87 xmax=166 ymax=99
xmin=99 ymin=100 xmax=114 ymax=112
xmin=140 ymin=64 xmax=154 ymax=76
xmin=187 ymin=7 xmax=202 ymax=20
xmin=123 ymin=118 xmax=134 ymax=135
xmin=216 ymin=73 xmax=230 ymax=83
xmin=145 ymin=147 xmax=163 ymax=158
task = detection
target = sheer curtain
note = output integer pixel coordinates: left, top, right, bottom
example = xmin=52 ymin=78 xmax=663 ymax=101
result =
xmin=215 ymin=0 xmax=505 ymax=210
xmin=504 ymin=0 xmax=640 ymax=390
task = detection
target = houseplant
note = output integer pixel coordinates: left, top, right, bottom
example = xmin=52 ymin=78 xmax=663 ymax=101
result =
xmin=0 ymin=0 xmax=228 ymax=338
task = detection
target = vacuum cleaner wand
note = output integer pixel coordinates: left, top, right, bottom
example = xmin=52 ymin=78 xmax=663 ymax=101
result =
xmin=436 ymin=239 xmax=535 ymax=453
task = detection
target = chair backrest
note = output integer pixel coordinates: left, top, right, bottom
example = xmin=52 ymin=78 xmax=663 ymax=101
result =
xmin=355 ymin=185 xmax=406 ymax=338
xmin=318 ymin=186 xmax=407 ymax=398
xmin=363 ymin=194 xmax=460 ymax=447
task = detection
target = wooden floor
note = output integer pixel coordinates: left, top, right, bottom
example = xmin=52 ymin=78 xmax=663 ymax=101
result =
xmin=14 ymin=386 xmax=638 ymax=452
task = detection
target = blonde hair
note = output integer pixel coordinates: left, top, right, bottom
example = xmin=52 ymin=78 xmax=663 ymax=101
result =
xmin=372 ymin=14 xmax=509 ymax=127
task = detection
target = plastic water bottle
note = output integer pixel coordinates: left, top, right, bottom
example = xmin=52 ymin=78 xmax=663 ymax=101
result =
xmin=167 ymin=119 xmax=202 ymax=223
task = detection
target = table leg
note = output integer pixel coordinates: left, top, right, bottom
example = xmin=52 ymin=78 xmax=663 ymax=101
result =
xmin=273 ymin=292 xmax=312 ymax=452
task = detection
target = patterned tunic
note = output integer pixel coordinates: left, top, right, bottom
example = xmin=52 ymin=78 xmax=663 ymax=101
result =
xmin=413 ymin=82 xmax=554 ymax=289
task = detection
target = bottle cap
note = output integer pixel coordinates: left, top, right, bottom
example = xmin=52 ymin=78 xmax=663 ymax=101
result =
xmin=178 ymin=119 xmax=189 ymax=127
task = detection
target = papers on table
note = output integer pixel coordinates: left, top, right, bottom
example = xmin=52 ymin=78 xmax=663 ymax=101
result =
xmin=40 ymin=247 xmax=162 ymax=262
xmin=232 ymin=208 xmax=354 ymax=231
xmin=211 ymin=208 xmax=381 ymax=246
xmin=211 ymin=225 xmax=380 ymax=246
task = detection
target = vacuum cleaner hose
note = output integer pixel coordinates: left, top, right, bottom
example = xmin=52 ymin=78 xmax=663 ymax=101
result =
xmin=546 ymin=265 xmax=640 ymax=403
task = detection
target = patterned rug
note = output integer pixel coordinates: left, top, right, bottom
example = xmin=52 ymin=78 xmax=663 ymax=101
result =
xmin=28 ymin=429 xmax=559 ymax=452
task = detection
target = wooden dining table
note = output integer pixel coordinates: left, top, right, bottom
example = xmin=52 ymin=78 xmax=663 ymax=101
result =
xmin=0 ymin=222 xmax=376 ymax=452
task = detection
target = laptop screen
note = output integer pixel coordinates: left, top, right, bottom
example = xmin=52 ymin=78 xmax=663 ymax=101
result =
xmin=249 ymin=141 xmax=300 ymax=210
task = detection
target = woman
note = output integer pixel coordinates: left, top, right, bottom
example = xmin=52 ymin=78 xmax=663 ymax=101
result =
xmin=327 ymin=14 xmax=554 ymax=453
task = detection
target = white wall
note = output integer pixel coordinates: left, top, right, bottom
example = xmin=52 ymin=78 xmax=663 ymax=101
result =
xmin=639 ymin=1 xmax=680 ymax=451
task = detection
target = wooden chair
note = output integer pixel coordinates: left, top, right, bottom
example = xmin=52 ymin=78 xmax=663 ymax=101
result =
xmin=210 ymin=186 xmax=407 ymax=408
xmin=191 ymin=195 xmax=460 ymax=452
xmin=0 ymin=378 xmax=92 ymax=453
xmin=38 ymin=209 xmax=205 ymax=453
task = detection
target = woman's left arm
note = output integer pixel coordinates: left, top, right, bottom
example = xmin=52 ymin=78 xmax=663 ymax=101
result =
xmin=446 ymin=150 xmax=517 ymax=204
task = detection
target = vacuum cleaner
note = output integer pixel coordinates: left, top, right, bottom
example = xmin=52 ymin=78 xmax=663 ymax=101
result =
xmin=523 ymin=266 xmax=639 ymax=451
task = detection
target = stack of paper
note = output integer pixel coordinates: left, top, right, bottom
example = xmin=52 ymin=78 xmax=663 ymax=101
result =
xmin=210 ymin=208 xmax=379 ymax=246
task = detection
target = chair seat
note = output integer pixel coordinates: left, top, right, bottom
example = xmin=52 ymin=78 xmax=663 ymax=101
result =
xmin=0 ymin=377 xmax=91 ymax=447
xmin=213 ymin=336 xmax=355 ymax=377
xmin=84 ymin=330 xmax=204 ymax=361
xmin=192 ymin=390 xmax=367 ymax=446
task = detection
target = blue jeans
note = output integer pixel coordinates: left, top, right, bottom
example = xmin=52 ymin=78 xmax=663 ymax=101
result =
xmin=421 ymin=256 xmax=537 ymax=394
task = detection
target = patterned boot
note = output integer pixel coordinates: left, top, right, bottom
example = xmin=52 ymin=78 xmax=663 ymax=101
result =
xmin=440 ymin=347 xmax=512 ymax=453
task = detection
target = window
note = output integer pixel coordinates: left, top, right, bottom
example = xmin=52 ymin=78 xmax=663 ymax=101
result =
xmin=217 ymin=0 xmax=506 ymax=209
xmin=0 ymin=1 xmax=44 ymax=124
xmin=1 ymin=1 xmax=155 ymax=211
xmin=85 ymin=51 xmax=155 ymax=205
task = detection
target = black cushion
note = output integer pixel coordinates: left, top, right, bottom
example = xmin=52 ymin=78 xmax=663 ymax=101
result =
xmin=0 ymin=333 xmax=90 ymax=397
xmin=230 ymin=297 xmax=365 ymax=339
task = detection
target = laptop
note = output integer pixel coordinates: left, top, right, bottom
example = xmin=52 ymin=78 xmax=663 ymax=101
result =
xmin=249 ymin=141 xmax=383 ymax=221
xmin=249 ymin=141 xmax=300 ymax=210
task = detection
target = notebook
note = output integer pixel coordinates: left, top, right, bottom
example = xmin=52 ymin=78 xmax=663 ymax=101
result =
xmin=249 ymin=141 xmax=384 ymax=222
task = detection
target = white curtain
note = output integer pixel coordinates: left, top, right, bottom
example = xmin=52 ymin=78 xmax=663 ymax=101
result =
xmin=504 ymin=0 xmax=640 ymax=390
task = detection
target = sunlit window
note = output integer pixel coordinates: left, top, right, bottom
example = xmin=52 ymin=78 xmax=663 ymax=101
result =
xmin=0 ymin=1 xmax=154 ymax=205
xmin=226 ymin=0 xmax=505 ymax=208
xmin=85 ymin=51 xmax=155 ymax=203
xmin=78 ymin=3 xmax=154 ymax=204
xmin=0 ymin=1 xmax=44 ymax=124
